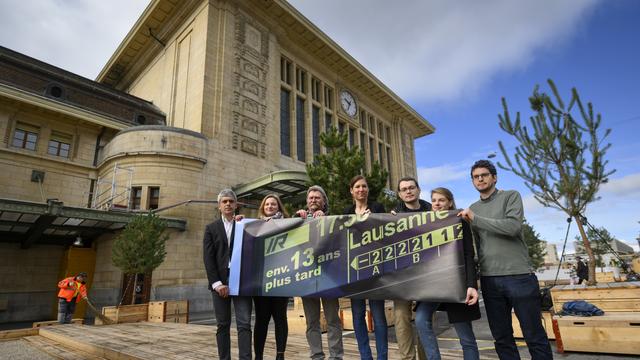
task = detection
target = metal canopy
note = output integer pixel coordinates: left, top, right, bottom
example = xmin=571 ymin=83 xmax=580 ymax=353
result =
xmin=0 ymin=198 xmax=186 ymax=248
xmin=233 ymin=170 xmax=309 ymax=202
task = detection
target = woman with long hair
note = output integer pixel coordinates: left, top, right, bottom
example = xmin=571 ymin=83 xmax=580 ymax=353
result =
xmin=344 ymin=175 xmax=388 ymax=360
xmin=254 ymin=194 xmax=290 ymax=360
xmin=415 ymin=187 xmax=480 ymax=360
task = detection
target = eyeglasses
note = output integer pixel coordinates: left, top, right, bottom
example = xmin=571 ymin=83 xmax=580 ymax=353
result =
xmin=399 ymin=185 xmax=417 ymax=193
xmin=472 ymin=173 xmax=493 ymax=181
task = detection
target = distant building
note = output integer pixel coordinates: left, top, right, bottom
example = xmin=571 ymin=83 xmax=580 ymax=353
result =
xmin=541 ymin=241 xmax=559 ymax=266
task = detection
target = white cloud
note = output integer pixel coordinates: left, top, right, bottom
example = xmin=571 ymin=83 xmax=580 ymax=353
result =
xmin=417 ymin=163 xmax=468 ymax=190
xmin=0 ymin=1 xmax=150 ymax=79
xmin=600 ymin=173 xmax=640 ymax=196
xmin=287 ymin=0 xmax=599 ymax=103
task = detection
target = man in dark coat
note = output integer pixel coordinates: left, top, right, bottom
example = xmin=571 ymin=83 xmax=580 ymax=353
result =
xmin=203 ymin=189 xmax=252 ymax=360
xmin=576 ymin=256 xmax=588 ymax=284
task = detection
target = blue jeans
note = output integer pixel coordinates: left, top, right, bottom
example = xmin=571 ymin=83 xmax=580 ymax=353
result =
xmin=415 ymin=302 xmax=479 ymax=360
xmin=351 ymin=299 xmax=388 ymax=360
xmin=481 ymin=274 xmax=553 ymax=360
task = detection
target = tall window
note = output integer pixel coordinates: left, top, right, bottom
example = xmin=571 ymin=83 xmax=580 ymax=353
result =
xmin=325 ymin=112 xmax=332 ymax=132
xmin=280 ymin=89 xmax=291 ymax=156
xmin=47 ymin=132 xmax=72 ymax=158
xmin=360 ymin=110 xmax=367 ymax=129
xmin=148 ymin=187 xmax=160 ymax=210
xmin=311 ymin=77 xmax=321 ymax=102
xmin=324 ymin=86 xmax=334 ymax=109
xmin=369 ymin=138 xmax=375 ymax=166
xmin=12 ymin=124 xmax=38 ymax=151
xmin=378 ymin=142 xmax=384 ymax=166
xmin=349 ymin=128 xmax=355 ymax=149
xmin=130 ymin=187 xmax=142 ymax=210
xmin=296 ymin=96 xmax=306 ymax=162
xmin=296 ymin=68 xmax=307 ymax=93
xmin=280 ymin=57 xmax=292 ymax=85
xmin=312 ymin=106 xmax=320 ymax=157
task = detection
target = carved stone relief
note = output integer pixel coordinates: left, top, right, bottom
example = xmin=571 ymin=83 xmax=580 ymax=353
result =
xmin=231 ymin=10 xmax=270 ymax=159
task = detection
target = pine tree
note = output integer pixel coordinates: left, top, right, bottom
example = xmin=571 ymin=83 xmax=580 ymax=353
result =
xmin=523 ymin=220 xmax=546 ymax=270
xmin=306 ymin=127 xmax=392 ymax=213
xmin=112 ymin=212 xmax=169 ymax=304
xmin=498 ymin=79 xmax=615 ymax=284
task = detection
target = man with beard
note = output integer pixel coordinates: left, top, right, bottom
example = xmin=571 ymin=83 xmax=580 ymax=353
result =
xmin=295 ymin=185 xmax=344 ymax=360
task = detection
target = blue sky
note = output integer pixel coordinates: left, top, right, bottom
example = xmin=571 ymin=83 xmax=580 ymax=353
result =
xmin=0 ymin=0 xmax=638 ymax=252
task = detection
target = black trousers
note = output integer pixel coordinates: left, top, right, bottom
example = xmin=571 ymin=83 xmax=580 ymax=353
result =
xmin=253 ymin=296 xmax=289 ymax=358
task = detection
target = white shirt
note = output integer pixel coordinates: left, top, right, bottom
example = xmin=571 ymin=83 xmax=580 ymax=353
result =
xmin=212 ymin=216 xmax=235 ymax=291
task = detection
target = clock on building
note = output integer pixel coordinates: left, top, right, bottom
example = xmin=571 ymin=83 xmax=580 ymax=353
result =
xmin=340 ymin=89 xmax=358 ymax=118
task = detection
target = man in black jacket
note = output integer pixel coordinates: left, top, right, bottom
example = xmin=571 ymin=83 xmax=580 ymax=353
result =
xmin=391 ymin=177 xmax=430 ymax=360
xmin=576 ymin=256 xmax=588 ymax=285
xmin=203 ymin=189 xmax=252 ymax=360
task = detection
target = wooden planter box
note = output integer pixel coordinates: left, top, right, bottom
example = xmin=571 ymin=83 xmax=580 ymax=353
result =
xmin=96 ymin=304 xmax=149 ymax=325
xmin=554 ymin=313 xmax=640 ymax=355
xmin=550 ymin=281 xmax=640 ymax=313
xmin=148 ymin=300 xmax=189 ymax=323
xmin=511 ymin=311 xmax=555 ymax=340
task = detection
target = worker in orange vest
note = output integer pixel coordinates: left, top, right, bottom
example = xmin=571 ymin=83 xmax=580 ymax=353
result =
xmin=57 ymin=272 xmax=88 ymax=324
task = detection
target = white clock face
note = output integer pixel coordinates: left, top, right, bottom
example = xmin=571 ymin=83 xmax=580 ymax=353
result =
xmin=340 ymin=90 xmax=357 ymax=117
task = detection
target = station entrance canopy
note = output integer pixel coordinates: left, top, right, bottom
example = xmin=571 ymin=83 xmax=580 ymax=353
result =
xmin=0 ymin=198 xmax=186 ymax=249
xmin=233 ymin=170 xmax=309 ymax=203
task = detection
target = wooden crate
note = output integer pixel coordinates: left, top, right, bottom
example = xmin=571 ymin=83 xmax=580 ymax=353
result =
xmin=148 ymin=300 xmax=189 ymax=323
xmin=339 ymin=298 xmax=351 ymax=309
xmin=33 ymin=319 xmax=84 ymax=328
xmin=554 ymin=313 xmax=640 ymax=355
xmin=511 ymin=311 xmax=555 ymax=340
xmin=596 ymin=272 xmax=615 ymax=283
xmin=97 ymin=304 xmax=148 ymax=325
xmin=550 ymin=281 xmax=640 ymax=313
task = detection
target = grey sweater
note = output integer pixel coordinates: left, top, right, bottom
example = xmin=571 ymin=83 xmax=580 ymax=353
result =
xmin=470 ymin=189 xmax=532 ymax=276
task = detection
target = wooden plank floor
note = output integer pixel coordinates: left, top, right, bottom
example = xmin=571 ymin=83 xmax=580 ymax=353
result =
xmin=34 ymin=322 xmax=505 ymax=359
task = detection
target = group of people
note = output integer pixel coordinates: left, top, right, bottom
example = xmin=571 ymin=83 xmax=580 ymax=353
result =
xmin=203 ymin=159 xmax=553 ymax=360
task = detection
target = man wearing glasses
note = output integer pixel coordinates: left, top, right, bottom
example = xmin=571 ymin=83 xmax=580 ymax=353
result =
xmin=459 ymin=160 xmax=552 ymax=359
xmin=391 ymin=177 xmax=429 ymax=360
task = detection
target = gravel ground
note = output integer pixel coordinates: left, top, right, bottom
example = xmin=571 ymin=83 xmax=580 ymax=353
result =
xmin=0 ymin=339 xmax=55 ymax=360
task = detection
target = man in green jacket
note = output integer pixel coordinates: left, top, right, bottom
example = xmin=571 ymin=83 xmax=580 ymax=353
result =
xmin=459 ymin=160 xmax=552 ymax=360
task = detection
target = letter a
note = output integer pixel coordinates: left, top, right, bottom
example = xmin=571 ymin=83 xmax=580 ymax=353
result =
xmin=372 ymin=265 xmax=380 ymax=275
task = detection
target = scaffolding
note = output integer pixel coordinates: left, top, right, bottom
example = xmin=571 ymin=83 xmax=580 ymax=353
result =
xmin=91 ymin=163 xmax=134 ymax=211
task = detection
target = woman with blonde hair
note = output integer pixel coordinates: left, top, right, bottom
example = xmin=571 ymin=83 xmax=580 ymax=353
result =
xmin=254 ymin=194 xmax=289 ymax=360
xmin=415 ymin=187 xmax=480 ymax=360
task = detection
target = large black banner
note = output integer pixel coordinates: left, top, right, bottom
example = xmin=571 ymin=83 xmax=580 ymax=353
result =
xmin=230 ymin=211 xmax=467 ymax=302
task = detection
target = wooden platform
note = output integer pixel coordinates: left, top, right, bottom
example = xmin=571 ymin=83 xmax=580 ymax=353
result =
xmin=21 ymin=322 xmax=503 ymax=360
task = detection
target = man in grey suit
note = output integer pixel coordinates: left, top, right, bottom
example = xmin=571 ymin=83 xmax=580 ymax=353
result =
xmin=203 ymin=189 xmax=252 ymax=360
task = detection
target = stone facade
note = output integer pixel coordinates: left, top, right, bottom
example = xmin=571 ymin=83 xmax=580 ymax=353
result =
xmin=0 ymin=0 xmax=434 ymax=321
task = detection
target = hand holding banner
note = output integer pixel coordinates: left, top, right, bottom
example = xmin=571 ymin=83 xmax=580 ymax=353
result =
xmin=230 ymin=211 xmax=470 ymax=303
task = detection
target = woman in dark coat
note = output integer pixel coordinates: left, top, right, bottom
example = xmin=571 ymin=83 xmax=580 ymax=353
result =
xmin=254 ymin=194 xmax=289 ymax=360
xmin=344 ymin=175 xmax=388 ymax=360
xmin=415 ymin=187 xmax=480 ymax=360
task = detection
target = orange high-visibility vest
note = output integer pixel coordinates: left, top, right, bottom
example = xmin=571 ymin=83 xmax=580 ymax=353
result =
xmin=57 ymin=276 xmax=87 ymax=303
